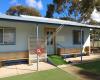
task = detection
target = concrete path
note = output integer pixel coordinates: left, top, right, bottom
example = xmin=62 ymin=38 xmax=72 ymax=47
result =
xmin=58 ymin=65 xmax=100 ymax=80
xmin=65 ymin=54 xmax=100 ymax=63
xmin=0 ymin=62 xmax=55 ymax=78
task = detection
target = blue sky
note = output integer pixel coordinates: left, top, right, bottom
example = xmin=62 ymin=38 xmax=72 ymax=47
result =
xmin=0 ymin=0 xmax=53 ymax=16
xmin=0 ymin=0 xmax=80 ymax=18
xmin=0 ymin=0 xmax=99 ymax=22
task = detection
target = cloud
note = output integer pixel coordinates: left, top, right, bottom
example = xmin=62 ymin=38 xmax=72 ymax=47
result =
xmin=10 ymin=0 xmax=21 ymax=6
xmin=91 ymin=8 xmax=100 ymax=22
xmin=10 ymin=0 xmax=17 ymax=5
xmin=0 ymin=12 xmax=2 ymax=14
xmin=26 ymin=0 xmax=43 ymax=10
xmin=37 ymin=0 xmax=43 ymax=10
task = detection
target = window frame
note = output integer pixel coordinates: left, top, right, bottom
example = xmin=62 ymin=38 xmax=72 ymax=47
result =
xmin=73 ymin=30 xmax=84 ymax=45
xmin=0 ymin=28 xmax=3 ymax=44
xmin=0 ymin=27 xmax=16 ymax=45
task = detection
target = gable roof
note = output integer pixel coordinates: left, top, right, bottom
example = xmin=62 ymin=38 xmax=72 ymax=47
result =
xmin=0 ymin=14 xmax=100 ymax=29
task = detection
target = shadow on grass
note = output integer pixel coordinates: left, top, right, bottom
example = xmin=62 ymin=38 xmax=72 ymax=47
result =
xmin=78 ymin=69 xmax=100 ymax=80
xmin=74 ymin=59 xmax=100 ymax=80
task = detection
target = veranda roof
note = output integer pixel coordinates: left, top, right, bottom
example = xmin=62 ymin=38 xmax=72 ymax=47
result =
xmin=0 ymin=14 xmax=100 ymax=29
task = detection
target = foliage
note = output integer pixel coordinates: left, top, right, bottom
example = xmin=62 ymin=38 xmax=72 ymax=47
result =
xmin=89 ymin=19 xmax=100 ymax=25
xmin=45 ymin=4 xmax=55 ymax=18
xmin=46 ymin=0 xmax=100 ymax=22
xmin=6 ymin=5 xmax=41 ymax=16
xmin=60 ymin=17 xmax=78 ymax=22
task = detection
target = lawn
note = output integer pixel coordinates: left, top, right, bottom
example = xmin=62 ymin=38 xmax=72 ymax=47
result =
xmin=48 ymin=55 xmax=67 ymax=66
xmin=75 ymin=59 xmax=100 ymax=75
xmin=0 ymin=68 xmax=80 ymax=80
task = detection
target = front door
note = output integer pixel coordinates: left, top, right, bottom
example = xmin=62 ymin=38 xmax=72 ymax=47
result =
xmin=45 ymin=28 xmax=56 ymax=55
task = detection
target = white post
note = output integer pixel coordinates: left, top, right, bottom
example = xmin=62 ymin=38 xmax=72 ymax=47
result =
xmin=80 ymin=28 xmax=83 ymax=63
xmin=45 ymin=39 xmax=48 ymax=61
xmin=36 ymin=24 xmax=39 ymax=71
xmin=89 ymin=28 xmax=92 ymax=55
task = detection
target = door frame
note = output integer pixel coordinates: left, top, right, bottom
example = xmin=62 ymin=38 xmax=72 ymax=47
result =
xmin=44 ymin=27 xmax=56 ymax=55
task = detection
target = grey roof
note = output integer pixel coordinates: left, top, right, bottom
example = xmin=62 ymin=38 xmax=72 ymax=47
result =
xmin=0 ymin=14 xmax=100 ymax=28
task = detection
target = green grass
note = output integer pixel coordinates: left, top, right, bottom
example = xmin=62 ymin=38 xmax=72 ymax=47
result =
xmin=75 ymin=60 xmax=100 ymax=75
xmin=48 ymin=55 xmax=67 ymax=66
xmin=0 ymin=68 xmax=80 ymax=80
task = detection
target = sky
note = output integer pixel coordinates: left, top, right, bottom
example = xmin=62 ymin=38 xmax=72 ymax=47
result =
xmin=0 ymin=0 xmax=53 ymax=16
xmin=0 ymin=0 xmax=100 ymax=22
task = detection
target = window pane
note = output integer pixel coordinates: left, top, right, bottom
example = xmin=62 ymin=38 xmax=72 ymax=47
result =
xmin=0 ymin=29 xmax=3 ymax=43
xmin=4 ymin=28 xmax=16 ymax=44
xmin=73 ymin=30 xmax=79 ymax=44
xmin=51 ymin=39 xmax=53 ymax=45
xmin=50 ymin=32 xmax=53 ymax=35
xmin=73 ymin=30 xmax=84 ymax=44
xmin=78 ymin=31 xmax=81 ymax=44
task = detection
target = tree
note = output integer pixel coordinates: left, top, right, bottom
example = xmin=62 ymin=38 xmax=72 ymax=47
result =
xmin=89 ymin=19 xmax=100 ymax=25
xmin=46 ymin=0 xmax=100 ymax=22
xmin=6 ymin=5 xmax=41 ymax=16
xmin=95 ymin=0 xmax=100 ymax=11
xmin=45 ymin=4 xmax=54 ymax=18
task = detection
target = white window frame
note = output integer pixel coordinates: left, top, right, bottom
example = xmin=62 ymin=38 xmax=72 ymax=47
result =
xmin=0 ymin=27 xmax=16 ymax=45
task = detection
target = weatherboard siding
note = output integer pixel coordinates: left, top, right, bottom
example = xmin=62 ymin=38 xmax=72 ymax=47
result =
xmin=56 ymin=26 xmax=90 ymax=50
xmin=0 ymin=20 xmax=35 ymax=52
xmin=0 ymin=20 xmax=90 ymax=53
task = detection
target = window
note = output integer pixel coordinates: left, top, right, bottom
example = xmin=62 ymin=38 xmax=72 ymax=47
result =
xmin=47 ymin=31 xmax=54 ymax=45
xmin=0 ymin=29 xmax=3 ymax=43
xmin=0 ymin=27 xmax=16 ymax=45
xmin=73 ymin=30 xmax=84 ymax=44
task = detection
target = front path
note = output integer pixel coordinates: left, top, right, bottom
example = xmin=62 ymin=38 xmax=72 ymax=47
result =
xmin=0 ymin=62 xmax=55 ymax=78
xmin=65 ymin=54 xmax=100 ymax=63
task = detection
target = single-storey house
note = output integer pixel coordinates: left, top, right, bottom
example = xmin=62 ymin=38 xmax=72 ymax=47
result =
xmin=0 ymin=14 xmax=100 ymax=65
